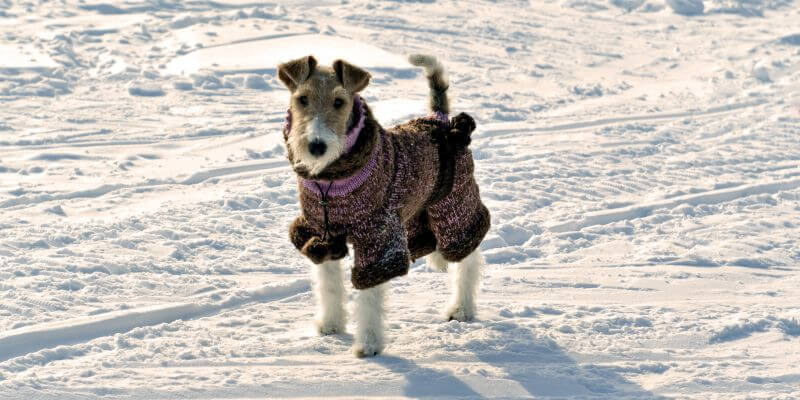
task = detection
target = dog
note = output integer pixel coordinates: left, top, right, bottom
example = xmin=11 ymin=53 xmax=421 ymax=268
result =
xmin=278 ymin=54 xmax=490 ymax=357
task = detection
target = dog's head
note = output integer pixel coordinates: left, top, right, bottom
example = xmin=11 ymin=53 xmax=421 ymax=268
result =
xmin=278 ymin=55 xmax=371 ymax=177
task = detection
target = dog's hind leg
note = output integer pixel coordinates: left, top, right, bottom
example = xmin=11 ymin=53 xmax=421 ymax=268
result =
xmin=353 ymin=282 xmax=388 ymax=357
xmin=426 ymin=251 xmax=449 ymax=272
xmin=445 ymin=249 xmax=482 ymax=322
xmin=313 ymin=259 xmax=347 ymax=335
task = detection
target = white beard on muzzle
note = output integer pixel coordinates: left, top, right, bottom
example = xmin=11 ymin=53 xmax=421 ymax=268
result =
xmin=288 ymin=117 xmax=345 ymax=177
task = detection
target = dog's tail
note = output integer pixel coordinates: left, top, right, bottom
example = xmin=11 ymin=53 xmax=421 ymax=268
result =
xmin=408 ymin=54 xmax=449 ymax=115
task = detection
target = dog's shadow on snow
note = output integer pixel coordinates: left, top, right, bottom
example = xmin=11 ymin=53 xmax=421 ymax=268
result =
xmin=370 ymin=320 xmax=668 ymax=399
xmin=464 ymin=320 xmax=669 ymax=399
xmin=369 ymin=355 xmax=482 ymax=398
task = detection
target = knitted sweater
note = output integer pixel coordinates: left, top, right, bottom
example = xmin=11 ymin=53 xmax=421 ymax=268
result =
xmin=285 ymin=97 xmax=490 ymax=289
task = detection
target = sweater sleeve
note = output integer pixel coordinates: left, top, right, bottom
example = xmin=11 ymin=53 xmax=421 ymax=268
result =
xmin=289 ymin=215 xmax=347 ymax=264
xmin=350 ymin=211 xmax=410 ymax=289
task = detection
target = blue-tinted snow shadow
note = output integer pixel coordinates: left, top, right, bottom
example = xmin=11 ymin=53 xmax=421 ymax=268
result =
xmin=466 ymin=321 xmax=670 ymax=399
xmin=369 ymin=355 xmax=482 ymax=398
xmin=366 ymin=320 xmax=668 ymax=399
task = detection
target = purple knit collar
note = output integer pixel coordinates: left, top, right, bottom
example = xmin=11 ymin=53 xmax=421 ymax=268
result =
xmin=342 ymin=95 xmax=366 ymax=154
xmin=283 ymin=95 xmax=375 ymax=198
xmin=302 ymin=142 xmax=379 ymax=198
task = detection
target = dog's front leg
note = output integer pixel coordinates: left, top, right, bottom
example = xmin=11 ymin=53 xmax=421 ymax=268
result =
xmin=313 ymin=258 xmax=347 ymax=335
xmin=353 ymin=282 xmax=388 ymax=358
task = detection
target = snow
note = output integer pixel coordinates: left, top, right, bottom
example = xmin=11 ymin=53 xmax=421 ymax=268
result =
xmin=164 ymin=33 xmax=414 ymax=76
xmin=128 ymin=82 xmax=166 ymax=97
xmin=1 ymin=0 xmax=800 ymax=399
xmin=666 ymin=0 xmax=705 ymax=15
xmin=0 ymin=279 xmax=309 ymax=361
xmin=0 ymin=44 xmax=59 ymax=71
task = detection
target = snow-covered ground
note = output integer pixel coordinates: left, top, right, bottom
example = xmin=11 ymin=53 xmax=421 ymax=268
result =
xmin=1 ymin=0 xmax=799 ymax=398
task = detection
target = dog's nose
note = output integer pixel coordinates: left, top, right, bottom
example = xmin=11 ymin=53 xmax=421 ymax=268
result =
xmin=309 ymin=140 xmax=327 ymax=157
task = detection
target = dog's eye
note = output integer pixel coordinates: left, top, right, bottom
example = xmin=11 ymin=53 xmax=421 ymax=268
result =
xmin=298 ymin=95 xmax=309 ymax=106
xmin=333 ymin=98 xmax=344 ymax=109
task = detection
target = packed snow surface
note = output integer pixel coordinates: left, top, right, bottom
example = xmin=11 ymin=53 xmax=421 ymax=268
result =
xmin=1 ymin=0 xmax=799 ymax=399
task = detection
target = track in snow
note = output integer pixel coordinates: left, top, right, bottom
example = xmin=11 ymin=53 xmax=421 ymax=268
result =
xmin=549 ymin=176 xmax=800 ymax=233
xmin=0 ymin=279 xmax=310 ymax=362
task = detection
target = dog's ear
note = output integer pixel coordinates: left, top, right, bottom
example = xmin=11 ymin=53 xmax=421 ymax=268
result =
xmin=332 ymin=59 xmax=371 ymax=93
xmin=278 ymin=55 xmax=317 ymax=91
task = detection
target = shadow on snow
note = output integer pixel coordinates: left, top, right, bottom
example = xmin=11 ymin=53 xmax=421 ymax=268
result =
xmin=373 ymin=320 xmax=669 ymax=399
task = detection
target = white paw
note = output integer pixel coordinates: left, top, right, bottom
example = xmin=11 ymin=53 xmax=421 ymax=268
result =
xmin=353 ymin=329 xmax=384 ymax=358
xmin=353 ymin=341 xmax=384 ymax=358
xmin=446 ymin=304 xmax=475 ymax=322
xmin=316 ymin=318 xmax=346 ymax=335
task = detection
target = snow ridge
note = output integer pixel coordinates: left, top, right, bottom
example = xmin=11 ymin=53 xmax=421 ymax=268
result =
xmin=0 ymin=279 xmax=310 ymax=362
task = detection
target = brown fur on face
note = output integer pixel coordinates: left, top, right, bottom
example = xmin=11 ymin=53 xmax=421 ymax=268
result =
xmin=277 ymin=56 xmax=372 ymax=177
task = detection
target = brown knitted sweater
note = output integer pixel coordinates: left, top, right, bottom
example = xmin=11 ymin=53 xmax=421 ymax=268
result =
xmin=286 ymin=100 xmax=490 ymax=289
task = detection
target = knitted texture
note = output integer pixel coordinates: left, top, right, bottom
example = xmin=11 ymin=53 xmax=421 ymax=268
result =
xmin=285 ymin=101 xmax=490 ymax=289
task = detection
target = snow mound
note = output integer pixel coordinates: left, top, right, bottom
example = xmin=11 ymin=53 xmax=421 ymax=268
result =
xmin=610 ymin=0 xmax=645 ymax=11
xmin=706 ymin=0 xmax=795 ymax=16
xmin=779 ymin=34 xmax=800 ymax=46
xmin=128 ymin=83 xmax=166 ymax=97
xmin=165 ymin=34 xmax=414 ymax=76
xmin=666 ymin=0 xmax=705 ymax=15
xmin=751 ymin=60 xmax=772 ymax=82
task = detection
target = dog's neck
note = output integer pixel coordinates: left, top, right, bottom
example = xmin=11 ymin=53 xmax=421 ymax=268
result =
xmin=283 ymin=95 xmax=380 ymax=198
xmin=300 ymin=144 xmax=380 ymax=198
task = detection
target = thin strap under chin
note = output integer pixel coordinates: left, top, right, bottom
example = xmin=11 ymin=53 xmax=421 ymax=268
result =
xmin=313 ymin=181 xmax=334 ymax=241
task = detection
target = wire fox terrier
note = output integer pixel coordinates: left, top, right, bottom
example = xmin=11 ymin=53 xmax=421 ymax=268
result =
xmin=278 ymin=54 xmax=490 ymax=357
